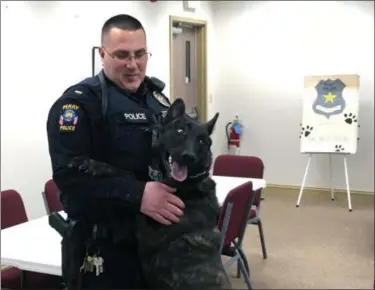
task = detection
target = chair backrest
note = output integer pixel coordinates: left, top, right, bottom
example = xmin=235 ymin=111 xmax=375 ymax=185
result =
xmin=42 ymin=179 xmax=63 ymax=214
xmin=1 ymin=189 xmax=28 ymax=229
xmin=213 ymin=154 xmax=264 ymax=206
xmin=217 ymin=181 xmax=255 ymax=248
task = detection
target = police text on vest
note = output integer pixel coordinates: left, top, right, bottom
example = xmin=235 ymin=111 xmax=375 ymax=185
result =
xmin=124 ymin=113 xmax=147 ymax=121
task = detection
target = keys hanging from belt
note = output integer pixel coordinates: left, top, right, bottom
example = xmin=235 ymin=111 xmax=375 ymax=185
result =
xmin=93 ymin=255 xmax=104 ymax=276
xmin=80 ymin=252 xmax=104 ymax=276
xmin=79 ymin=225 xmax=105 ymax=276
xmin=80 ymin=254 xmax=94 ymax=274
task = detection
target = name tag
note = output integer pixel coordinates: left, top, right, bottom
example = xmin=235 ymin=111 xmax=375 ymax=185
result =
xmin=124 ymin=112 xmax=147 ymax=120
xmin=122 ymin=111 xmax=149 ymax=124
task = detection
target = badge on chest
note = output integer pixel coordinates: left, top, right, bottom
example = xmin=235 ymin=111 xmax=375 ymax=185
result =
xmin=153 ymin=91 xmax=171 ymax=108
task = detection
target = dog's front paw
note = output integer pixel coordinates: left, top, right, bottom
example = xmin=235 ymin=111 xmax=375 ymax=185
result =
xmin=68 ymin=156 xmax=89 ymax=171
xmin=68 ymin=157 xmax=102 ymax=176
xmin=68 ymin=157 xmax=122 ymax=177
xmin=84 ymin=160 xmax=115 ymax=177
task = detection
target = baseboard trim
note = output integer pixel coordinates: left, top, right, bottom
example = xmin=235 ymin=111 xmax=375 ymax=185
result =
xmin=265 ymin=184 xmax=374 ymax=196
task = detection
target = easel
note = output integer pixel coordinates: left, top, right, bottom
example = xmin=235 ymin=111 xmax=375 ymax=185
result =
xmin=296 ymin=152 xmax=352 ymax=211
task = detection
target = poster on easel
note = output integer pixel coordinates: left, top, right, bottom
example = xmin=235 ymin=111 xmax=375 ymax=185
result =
xmin=300 ymin=74 xmax=360 ymax=154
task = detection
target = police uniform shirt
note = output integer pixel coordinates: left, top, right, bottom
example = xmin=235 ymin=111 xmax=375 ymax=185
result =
xmin=46 ymin=72 xmax=170 ymax=219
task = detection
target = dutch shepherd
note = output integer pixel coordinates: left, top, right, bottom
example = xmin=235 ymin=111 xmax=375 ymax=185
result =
xmin=68 ymin=98 xmax=232 ymax=289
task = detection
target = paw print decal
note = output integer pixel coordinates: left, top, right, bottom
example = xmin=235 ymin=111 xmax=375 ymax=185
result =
xmin=300 ymin=125 xmax=313 ymax=138
xmin=344 ymin=113 xmax=357 ymax=125
xmin=335 ymin=145 xmax=345 ymax=152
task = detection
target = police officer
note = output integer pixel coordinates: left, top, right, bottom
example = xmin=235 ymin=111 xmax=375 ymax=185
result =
xmin=46 ymin=14 xmax=185 ymax=289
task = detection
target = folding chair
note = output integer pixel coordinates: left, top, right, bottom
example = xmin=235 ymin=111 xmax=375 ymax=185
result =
xmin=1 ymin=189 xmax=63 ymax=289
xmin=42 ymin=179 xmax=63 ymax=214
xmin=213 ymin=154 xmax=267 ymax=259
xmin=218 ymin=181 xmax=256 ymax=290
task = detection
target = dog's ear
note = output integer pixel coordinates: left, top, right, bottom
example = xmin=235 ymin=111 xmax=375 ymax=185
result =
xmin=205 ymin=112 xmax=219 ymax=135
xmin=164 ymin=98 xmax=185 ymax=123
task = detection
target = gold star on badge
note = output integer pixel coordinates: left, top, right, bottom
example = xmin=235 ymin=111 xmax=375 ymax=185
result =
xmin=324 ymin=92 xmax=336 ymax=103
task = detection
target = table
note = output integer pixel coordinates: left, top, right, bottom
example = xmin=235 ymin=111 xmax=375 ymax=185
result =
xmin=212 ymin=175 xmax=266 ymax=205
xmin=1 ymin=211 xmax=66 ymax=276
xmin=1 ymin=176 xmax=266 ymax=276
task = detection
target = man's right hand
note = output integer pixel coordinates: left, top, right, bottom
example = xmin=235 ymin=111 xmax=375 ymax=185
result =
xmin=140 ymin=182 xmax=185 ymax=225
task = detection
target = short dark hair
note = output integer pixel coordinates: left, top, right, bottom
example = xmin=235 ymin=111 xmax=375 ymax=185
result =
xmin=101 ymin=14 xmax=145 ymax=44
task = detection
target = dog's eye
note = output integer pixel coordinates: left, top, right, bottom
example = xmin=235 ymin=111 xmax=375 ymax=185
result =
xmin=199 ymin=139 xmax=205 ymax=145
xmin=177 ymin=129 xmax=184 ymax=134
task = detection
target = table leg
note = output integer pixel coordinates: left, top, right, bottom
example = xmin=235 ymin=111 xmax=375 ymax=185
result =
xmin=20 ymin=270 xmax=27 ymax=290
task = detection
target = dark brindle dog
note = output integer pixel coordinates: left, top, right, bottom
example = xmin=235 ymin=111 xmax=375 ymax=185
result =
xmin=68 ymin=99 xmax=232 ymax=289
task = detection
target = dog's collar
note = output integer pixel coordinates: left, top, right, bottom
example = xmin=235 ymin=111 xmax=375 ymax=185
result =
xmin=163 ymin=171 xmax=211 ymax=191
xmin=187 ymin=170 xmax=209 ymax=180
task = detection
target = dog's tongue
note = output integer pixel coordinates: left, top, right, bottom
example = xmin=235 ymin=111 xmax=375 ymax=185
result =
xmin=171 ymin=162 xmax=188 ymax=182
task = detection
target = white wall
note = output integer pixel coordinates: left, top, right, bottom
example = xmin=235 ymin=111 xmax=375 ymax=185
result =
xmin=1 ymin=0 xmax=216 ymax=220
xmin=211 ymin=1 xmax=374 ymax=192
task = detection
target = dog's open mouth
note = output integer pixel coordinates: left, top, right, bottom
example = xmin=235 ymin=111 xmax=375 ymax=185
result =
xmin=166 ymin=155 xmax=207 ymax=182
xmin=169 ymin=157 xmax=188 ymax=182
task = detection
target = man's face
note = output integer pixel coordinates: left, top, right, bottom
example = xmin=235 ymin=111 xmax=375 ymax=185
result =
xmin=99 ymin=28 xmax=148 ymax=92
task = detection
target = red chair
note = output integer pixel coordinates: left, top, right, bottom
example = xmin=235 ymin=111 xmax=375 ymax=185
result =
xmin=1 ymin=189 xmax=62 ymax=289
xmin=1 ymin=189 xmax=28 ymax=230
xmin=42 ymin=179 xmax=63 ymax=214
xmin=213 ymin=154 xmax=267 ymax=260
xmin=218 ymin=181 xmax=256 ymax=290
xmin=1 ymin=189 xmax=28 ymax=288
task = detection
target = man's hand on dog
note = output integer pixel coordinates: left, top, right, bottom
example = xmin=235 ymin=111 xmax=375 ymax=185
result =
xmin=67 ymin=157 xmax=185 ymax=225
xmin=141 ymin=182 xmax=185 ymax=225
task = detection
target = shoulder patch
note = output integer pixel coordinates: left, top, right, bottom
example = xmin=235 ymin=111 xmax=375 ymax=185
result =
xmin=58 ymin=103 xmax=80 ymax=132
xmin=152 ymin=91 xmax=170 ymax=108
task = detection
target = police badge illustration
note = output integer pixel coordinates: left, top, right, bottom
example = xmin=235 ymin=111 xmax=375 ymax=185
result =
xmin=312 ymin=78 xmax=346 ymax=119
xmin=301 ymin=74 xmax=360 ymax=155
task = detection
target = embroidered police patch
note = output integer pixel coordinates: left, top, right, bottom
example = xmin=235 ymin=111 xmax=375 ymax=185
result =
xmin=59 ymin=104 xmax=79 ymax=132
xmin=153 ymin=91 xmax=170 ymax=108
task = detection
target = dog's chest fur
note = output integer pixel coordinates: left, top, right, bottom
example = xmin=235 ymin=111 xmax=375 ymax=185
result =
xmin=136 ymin=178 xmax=232 ymax=289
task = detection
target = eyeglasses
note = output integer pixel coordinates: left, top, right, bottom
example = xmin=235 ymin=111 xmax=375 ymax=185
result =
xmin=102 ymin=47 xmax=152 ymax=63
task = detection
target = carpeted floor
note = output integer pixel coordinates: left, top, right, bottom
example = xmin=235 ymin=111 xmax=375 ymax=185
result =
xmin=225 ymin=189 xmax=374 ymax=289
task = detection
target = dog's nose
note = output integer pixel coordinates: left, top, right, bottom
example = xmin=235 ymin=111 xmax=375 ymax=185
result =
xmin=181 ymin=151 xmax=197 ymax=164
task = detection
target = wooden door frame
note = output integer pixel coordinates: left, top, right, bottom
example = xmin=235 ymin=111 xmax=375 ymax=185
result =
xmin=169 ymin=16 xmax=208 ymax=123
